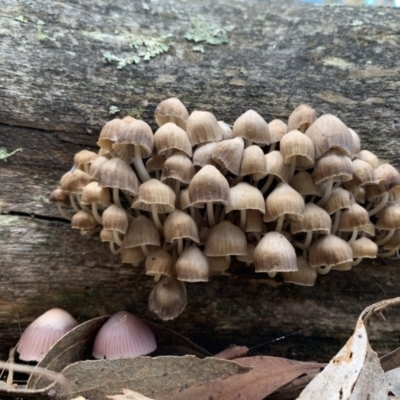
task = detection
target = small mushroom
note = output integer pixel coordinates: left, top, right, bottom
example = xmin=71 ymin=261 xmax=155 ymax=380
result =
xmin=154 ymin=97 xmax=189 ymax=130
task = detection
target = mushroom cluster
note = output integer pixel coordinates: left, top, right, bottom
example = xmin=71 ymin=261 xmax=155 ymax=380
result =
xmin=50 ymin=98 xmax=400 ymax=320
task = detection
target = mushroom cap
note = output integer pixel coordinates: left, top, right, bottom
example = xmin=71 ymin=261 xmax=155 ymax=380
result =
xmin=148 ymin=277 xmax=187 ymax=321
xmin=268 ymin=119 xmax=288 ymax=144
xmin=280 ymin=130 xmax=315 ymax=169
xmin=254 ymin=231 xmax=297 ymax=272
xmin=71 ymin=210 xmax=98 ymax=230
xmin=342 ymin=159 xmax=378 ymax=192
xmin=154 ymin=97 xmax=189 ymax=130
xmin=120 ymin=247 xmax=145 ymax=266
xmin=382 ymin=229 xmax=400 ymax=250
xmin=305 ymin=114 xmax=354 ymax=159
xmin=349 ymin=128 xmax=361 ymax=156
xmin=97 ymin=118 xmax=126 ymax=151
xmin=264 ymin=183 xmax=305 ymax=223
xmin=211 ymin=137 xmax=245 ymax=176
xmin=163 ymin=209 xmax=200 ymax=243
xmin=112 ymin=119 xmax=154 ymax=161
xmin=225 ymin=182 xmax=265 ymax=214
xmin=154 ymin=122 xmax=192 ymax=157
xmin=289 ymin=171 xmax=325 ymax=197
xmin=287 ymin=104 xmax=317 ymax=133
xmin=365 ymin=163 xmax=400 ymax=200
xmin=357 ymin=150 xmax=380 ymax=169
xmin=311 ymin=150 xmax=353 ymax=185
xmin=176 ymin=245 xmax=210 ymax=282
xmin=282 ymin=256 xmax=317 ymax=286
xmin=59 ymin=170 xmax=91 ymax=195
xmin=239 ymin=145 xmax=266 ymax=177
xmin=256 ymin=150 xmax=290 ymax=182
xmin=323 ymin=187 xmax=355 ymax=215
xmin=245 ymin=210 xmax=266 ymax=233
xmin=290 ymin=203 xmax=331 ymax=235
xmin=309 ymin=234 xmax=353 ymax=269
xmin=186 ymin=110 xmax=223 ymax=146
xmin=351 ymin=237 xmax=378 ymax=259
xmin=80 ymin=181 xmax=111 ymax=207
xmin=17 ymin=308 xmax=78 ymax=362
xmin=204 ymin=220 xmax=247 ymax=256
xmin=237 ymin=242 xmax=256 ymax=265
xmin=188 ymin=165 xmax=230 ymax=206
xmin=146 ymin=155 xmax=165 ymax=175
xmin=376 ymin=204 xmax=400 ymax=230
xmin=338 ymin=203 xmax=370 ymax=231
xmin=161 ymin=152 xmax=196 ymax=185
xmin=102 ymin=204 xmax=129 ymax=234
xmin=92 ymin=157 xmax=139 ymax=196
xmin=89 ymin=155 xmax=109 ymax=177
xmin=74 ymin=150 xmax=98 ymax=167
xmin=123 ymin=216 xmax=161 ymax=248
xmin=92 ymin=311 xmax=157 ymax=360
xmin=232 ymin=109 xmax=271 ymax=145
xmin=192 ymin=142 xmax=219 ymax=168
xmin=218 ymin=121 xmax=234 ymax=140
xmin=49 ymin=188 xmax=70 ymax=206
xmin=145 ymin=249 xmax=174 ymax=278
xmin=132 ymin=179 xmax=175 ymax=213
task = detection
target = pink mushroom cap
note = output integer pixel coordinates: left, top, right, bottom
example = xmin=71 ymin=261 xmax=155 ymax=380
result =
xmin=92 ymin=311 xmax=157 ymax=360
xmin=17 ymin=308 xmax=78 ymax=362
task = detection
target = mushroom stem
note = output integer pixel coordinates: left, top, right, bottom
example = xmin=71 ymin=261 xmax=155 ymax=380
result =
xmin=57 ymin=203 xmax=71 ymax=221
xmin=240 ymin=209 xmax=247 ymax=231
xmin=80 ymin=227 xmax=101 ymax=236
xmin=293 ymin=231 xmax=312 ymax=250
xmin=377 ymin=247 xmax=399 ymax=258
xmin=275 ymin=215 xmax=285 ymax=233
xmin=331 ymin=210 xmax=341 ymax=235
xmin=260 ymin=175 xmax=274 ymax=195
xmin=269 ymin=142 xmax=277 ymax=152
xmin=151 ymin=204 xmax=163 ymax=230
xmin=83 ymin=164 xmax=90 ymax=174
xmin=141 ymin=244 xmax=150 ymax=257
xmin=112 ymin=187 xmax=122 ymax=208
xmin=109 ymin=241 xmax=122 ymax=255
xmin=368 ymin=192 xmax=389 ymax=217
xmin=351 ymin=258 xmax=363 ymax=266
xmin=69 ymin=194 xmax=81 ymax=213
xmin=316 ymin=265 xmax=331 ymax=275
xmin=174 ymin=180 xmax=181 ymax=207
xmin=317 ymin=177 xmax=334 ymax=207
xmin=112 ymin=231 xmax=123 ymax=247
xmin=289 ymin=157 xmax=296 ymax=181
xmin=177 ymin=238 xmax=183 ymax=255
xmin=348 ymin=228 xmax=358 ymax=245
xmin=267 ymin=272 xmax=276 ymax=278
xmin=375 ymin=229 xmax=395 ymax=246
xmin=91 ymin=203 xmax=103 ymax=224
xmin=133 ymin=145 xmax=151 ymax=183
xmin=207 ymin=202 xmax=216 ymax=227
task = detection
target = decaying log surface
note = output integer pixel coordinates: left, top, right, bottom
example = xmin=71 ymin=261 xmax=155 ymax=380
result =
xmin=1 ymin=0 xmax=400 ymax=361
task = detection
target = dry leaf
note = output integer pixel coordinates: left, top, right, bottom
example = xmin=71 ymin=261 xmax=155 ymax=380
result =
xmin=381 ymin=347 xmax=400 ymax=372
xmin=298 ymin=297 xmax=400 ymax=400
xmin=156 ymin=356 xmax=324 ymax=400
xmin=107 ymin=388 xmax=155 ymax=400
xmin=54 ymin=355 xmax=247 ymax=399
xmin=214 ymin=345 xmax=249 ymax=360
xmin=385 ymin=367 xmax=400 ymax=396
xmin=349 ymin=344 xmax=386 ymax=399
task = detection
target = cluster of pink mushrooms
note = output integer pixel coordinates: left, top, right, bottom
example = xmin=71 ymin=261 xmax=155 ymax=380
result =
xmin=16 ymin=308 xmax=156 ymax=362
xmin=49 ymin=98 xmax=400 ymax=321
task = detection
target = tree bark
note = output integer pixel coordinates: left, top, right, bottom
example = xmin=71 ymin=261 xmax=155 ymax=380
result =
xmin=1 ymin=0 xmax=400 ymax=361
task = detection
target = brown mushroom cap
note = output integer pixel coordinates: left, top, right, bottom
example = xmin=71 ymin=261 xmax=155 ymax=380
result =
xmin=282 ymin=256 xmax=317 ymax=286
xmin=225 ymin=182 xmax=265 ymax=214
xmin=102 ymin=204 xmax=129 ymax=234
xmin=154 ymin=122 xmax=192 ymax=157
xmin=280 ymin=130 xmax=315 ymax=170
xmin=232 ymin=109 xmax=271 ymax=145
xmin=305 ymin=114 xmax=354 ymax=159
xmin=204 ymin=220 xmax=247 ymax=256
xmin=161 ymin=152 xmax=196 ymax=186
xmin=154 ymin=97 xmax=189 ymax=130
xmin=163 ymin=209 xmax=200 ymax=244
xmin=312 ymin=150 xmax=353 ymax=185
xmin=253 ymin=231 xmax=297 ymax=273
xmin=342 ymin=159 xmax=378 ymax=192
xmin=74 ymin=150 xmax=98 ymax=173
xmin=17 ymin=308 xmax=78 ymax=362
xmin=120 ymin=246 xmax=145 ymax=267
xmin=256 ymin=150 xmax=290 ymax=184
xmin=49 ymin=188 xmax=71 ymax=206
xmin=186 ymin=110 xmax=223 ymax=146
xmin=145 ymin=249 xmax=174 ymax=278
xmin=289 ymin=171 xmax=324 ymax=197
xmin=176 ymin=245 xmax=210 ymax=282
xmin=212 ymin=137 xmax=245 ymax=176
xmin=148 ymin=277 xmax=187 ymax=321
xmin=80 ymin=181 xmax=110 ymax=207
xmin=323 ymin=187 xmax=355 ymax=215
xmin=123 ymin=215 xmax=161 ymax=249
xmin=338 ymin=203 xmax=370 ymax=232
xmin=287 ymin=104 xmax=317 ymax=133
xmin=192 ymin=142 xmax=219 ymax=168
xmin=239 ymin=145 xmax=266 ymax=177
xmin=60 ymin=169 xmax=91 ymax=195
xmin=97 ymin=118 xmax=126 ymax=152
xmin=71 ymin=210 xmax=98 ymax=230
xmin=268 ymin=119 xmax=288 ymax=144
xmin=351 ymin=237 xmax=378 ymax=259
xmin=290 ymin=203 xmax=331 ymax=235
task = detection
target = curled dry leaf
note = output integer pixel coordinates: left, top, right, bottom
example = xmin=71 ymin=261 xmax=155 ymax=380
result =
xmin=298 ymin=297 xmax=400 ymax=400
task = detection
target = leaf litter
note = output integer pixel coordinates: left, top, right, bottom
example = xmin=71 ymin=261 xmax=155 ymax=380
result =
xmin=2 ymin=298 xmax=400 ymax=400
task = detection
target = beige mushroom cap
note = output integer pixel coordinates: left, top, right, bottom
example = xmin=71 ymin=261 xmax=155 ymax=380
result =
xmin=264 ymin=183 xmax=305 ymax=223
xmin=154 ymin=122 xmax=192 ymax=158
xmin=97 ymin=118 xmax=126 ymax=152
xmin=312 ymin=150 xmax=353 ymax=185
xmin=123 ymin=215 xmax=161 ymax=248
xmin=255 ymin=150 xmax=290 ymax=183
xmin=60 ymin=170 xmax=91 ymax=195
xmin=232 ymin=109 xmax=271 ymax=145
xmin=186 ymin=110 xmax=223 ymax=146
xmin=305 ymin=114 xmax=354 ymax=159
xmin=290 ymin=203 xmax=331 ymax=235
xmin=192 ymin=142 xmax=219 ymax=168
xmin=357 ymin=149 xmax=380 ymax=169
xmin=351 ymin=237 xmax=378 ymax=259
xmin=268 ymin=119 xmax=288 ymax=144
xmin=282 ymin=256 xmax=317 ymax=286
xmin=80 ymin=181 xmax=111 ymax=207
xmin=120 ymin=247 xmax=145 ymax=267
xmin=289 ymin=171 xmax=324 ymax=197
xmin=148 ymin=277 xmax=187 ymax=321
xmin=323 ymin=187 xmax=355 ymax=215
xmin=280 ymin=130 xmax=315 ymax=170
xmin=376 ymin=204 xmax=400 ymax=230
xmin=212 ymin=137 xmax=245 ymax=176
xmin=188 ymin=165 xmax=230 ymax=206
xmin=254 ymin=231 xmax=297 ymax=273
xmin=176 ymin=245 xmax=210 ymax=282
xmin=71 ymin=210 xmax=98 ymax=230
xmin=342 ymin=159 xmax=378 ymax=192
xmin=145 ymin=249 xmax=174 ymax=278
xmin=102 ymin=204 xmax=129 ymax=234
xmin=163 ymin=209 xmax=200 ymax=243
xmin=161 ymin=152 xmax=196 ymax=186
xmin=154 ymin=97 xmax=189 ymax=130
xmin=239 ymin=145 xmax=266 ymax=177
xmin=204 ymin=220 xmax=247 ymax=256
xmin=225 ymin=182 xmax=265 ymax=214
xmin=74 ymin=150 xmax=98 ymax=171
xmin=218 ymin=121 xmax=234 ymax=140
xmin=338 ymin=203 xmax=370 ymax=231
xmin=287 ymin=104 xmax=317 ymax=133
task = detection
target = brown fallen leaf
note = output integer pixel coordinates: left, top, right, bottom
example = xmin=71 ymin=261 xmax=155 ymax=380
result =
xmin=107 ymin=388 xmax=155 ymax=400
xmin=214 ymin=345 xmax=249 ymax=360
xmin=381 ymin=347 xmax=400 ymax=372
xmin=155 ymin=356 xmax=324 ymax=400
